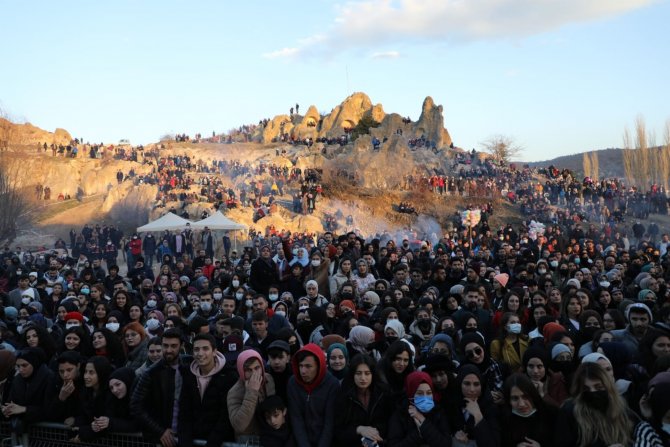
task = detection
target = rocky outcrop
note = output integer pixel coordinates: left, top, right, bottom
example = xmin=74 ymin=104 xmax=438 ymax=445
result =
xmin=261 ymin=115 xmax=293 ymax=142
xmin=260 ymin=93 xmax=451 ymax=149
xmin=319 ymin=92 xmax=374 ymax=139
xmin=1 ymin=118 xmax=72 ymax=147
xmin=414 ymin=96 xmax=452 ymax=148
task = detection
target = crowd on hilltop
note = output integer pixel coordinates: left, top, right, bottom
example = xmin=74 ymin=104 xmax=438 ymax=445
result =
xmin=2 ymin=185 xmax=670 ymax=446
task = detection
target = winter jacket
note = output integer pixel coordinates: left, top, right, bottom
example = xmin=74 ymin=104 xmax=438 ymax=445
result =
xmin=130 ymin=359 xmax=181 ymax=441
xmin=287 ymin=343 xmax=340 ymax=447
xmin=227 ymin=350 xmax=276 ymax=440
xmin=489 ymin=336 xmax=528 ymax=373
xmin=333 ymin=383 xmax=392 ymax=447
xmin=250 ymin=257 xmax=278 ymax=296
xmin=178 ymin=351 xmax=237 ymax=447
xmin=8 ymin=364 xmax=55 ymax=426
xmin=387 ymin=402 xmax=452 ymax=447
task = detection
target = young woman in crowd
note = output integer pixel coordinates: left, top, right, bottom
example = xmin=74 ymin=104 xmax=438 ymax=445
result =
xmin=555 ymin=361 xmax=640 ymax=447
xmin=490 ymin=312 xmax=528 ymax=373
xmin=334 ymin=354 xmax=391 ymax=447
xmin=387 ymin=371 xmax=451 ymax=446
xmin=500 ymin=373 xmax=557 ymax=447
xmin=73 ymin=356 xmax=114 ymax=441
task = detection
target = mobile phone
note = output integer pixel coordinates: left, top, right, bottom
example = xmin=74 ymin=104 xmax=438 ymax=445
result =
xmin=361 ymin=437 xmax=378 ymax=447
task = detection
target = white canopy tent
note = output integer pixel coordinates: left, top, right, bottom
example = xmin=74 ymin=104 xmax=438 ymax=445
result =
xmin=190 ymin=211 xmax=247 ymax=231
xmin=191 ymin=211 xmax=247 ymax=252
xmin=136 ymin=212 xmax=194 ymax=232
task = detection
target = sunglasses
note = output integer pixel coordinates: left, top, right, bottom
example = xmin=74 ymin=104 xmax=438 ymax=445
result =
xmin=465 ymin=347 xmax=483 ymax=359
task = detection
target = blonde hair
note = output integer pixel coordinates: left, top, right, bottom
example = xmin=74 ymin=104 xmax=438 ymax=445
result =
xmin=570 ymin=362 xmax=632 ymax=447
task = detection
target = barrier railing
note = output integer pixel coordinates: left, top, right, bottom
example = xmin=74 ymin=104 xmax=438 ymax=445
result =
xmin=0 ymin=421 xmax=258 ymax=447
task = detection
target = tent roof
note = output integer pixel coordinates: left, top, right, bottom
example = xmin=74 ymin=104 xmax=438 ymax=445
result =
xmin=137 ymin=212 xmax=194 ymax=232
xmin=191 ymin=211 xmax=247 ymax=230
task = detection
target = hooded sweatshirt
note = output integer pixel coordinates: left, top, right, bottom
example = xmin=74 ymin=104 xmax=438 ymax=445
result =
xmin=190 ymin=351 xmax=226 ymax=399
xmin=287 ymin=343 xmax=340 ymax=447
xmin=227 ymin=349 xmax=275 ymax=439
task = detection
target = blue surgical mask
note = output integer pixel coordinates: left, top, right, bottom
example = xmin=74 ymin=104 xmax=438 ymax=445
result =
xmin=413 ymin=395 xmax=435 ymax=413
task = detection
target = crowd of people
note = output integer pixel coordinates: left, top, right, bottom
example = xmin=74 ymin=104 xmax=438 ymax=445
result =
xmin=0 ymin=204 xmax=670 ymax=446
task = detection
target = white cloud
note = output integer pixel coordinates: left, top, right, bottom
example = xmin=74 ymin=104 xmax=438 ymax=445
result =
xmin=265 ymin=0 xmax=656 ymax=59
xmin=370 ymin=50 xmax=401 ymax=59
xmin=262 ymin=47 xmax=300 ymax=59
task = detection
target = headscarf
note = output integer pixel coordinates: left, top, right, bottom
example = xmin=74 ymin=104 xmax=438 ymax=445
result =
xmin=326 ymin=342 xmax=349 ymax=380
xmin=16 ymin=347 xmax=46 ymax=370
xmin=347 ymin=326 xmax=375 ymax=355
xmin=385 ymin=319 xmax=406 ymax=339
xmin=109 ymin=367 xmax=136 ymax=401
xmin=405 ymin=371 xmax=436 ymax=401
xmin=289 ymin=248 xmax=310 ymax=267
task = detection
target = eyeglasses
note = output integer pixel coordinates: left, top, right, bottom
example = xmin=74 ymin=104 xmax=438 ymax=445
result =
xmin=465 ymin=347 xmax=483 ymax=359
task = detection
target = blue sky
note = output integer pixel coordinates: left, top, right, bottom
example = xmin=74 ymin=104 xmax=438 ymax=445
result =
xmin=1 ymin=0 xmax=668 ymax=161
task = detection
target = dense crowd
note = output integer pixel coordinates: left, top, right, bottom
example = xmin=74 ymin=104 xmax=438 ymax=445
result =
xmin=1 ymin=205 xmax=670 ymax=447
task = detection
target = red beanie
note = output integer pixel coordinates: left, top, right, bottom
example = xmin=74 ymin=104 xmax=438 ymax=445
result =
xmin=542 ymin=322 xmax=565 ymax=344
xmin=64 ymin=312 xmax=84 ymax=323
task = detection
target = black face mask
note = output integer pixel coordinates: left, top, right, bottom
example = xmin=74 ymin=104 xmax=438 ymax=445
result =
xmin=551 ymin=360 xmax=574 ymax=376
xmin=582 ymin=389 xmax=609 ymax=412
xmin=443 ymin=328 xmax=457 ymax=338
xmin=341 ymin=292 xmax=354 ymax=300
xmin=418 ymin=319 xmax=431 ymax=330
xmin=362 ymin=302 xmax=373 ymax=310
xmin=580 ymin=327 xmax=599 ymax=342
xmin=386 ymin=336 xmax=398 ymax=345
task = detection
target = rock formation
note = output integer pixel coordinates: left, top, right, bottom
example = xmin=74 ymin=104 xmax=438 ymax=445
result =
xmin=259 ymin=92 xmax=452 ymax=149
xmin=0 ymin=118 xmax=72 ymax=146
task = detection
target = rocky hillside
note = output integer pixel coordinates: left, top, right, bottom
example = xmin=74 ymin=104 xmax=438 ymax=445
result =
xmin=1 ymin=94 xmax=519 ymax=249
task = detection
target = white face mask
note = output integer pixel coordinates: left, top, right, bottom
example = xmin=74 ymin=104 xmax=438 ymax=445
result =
xmin=275 ymin=310 xmax=286 ymax=318
xmin=200 ymin=301 xmax=212 ymax=312
xmin=245 ymin=299 xmax=253 ymax=308
xmin=507 ymin=323 xmax=522 ymax=334
xmin=147 ymin=299 xmax=157 ymax=308
xmin=213 ymin=292 xmax=223 ymax=300
xmin=537 ymin=269 xmax=547 ymax=275
xmin=511 ymin=408 xmax=537 ymax=418
xmin=599 ymin=281 xmax=610 ymax=288
xmin=66 ymin=323 xmax=79 ymax=330
xmin=232 ymin=280 xmax=240 ymax=288
xmin=235 ymin=292 xmax=244 ymax=300
xmin=550 ymin=261 xmax=559 ymax=268
xmin=105 ymin=322 xmax=120 ymax=332
xmin=268 ymin=293 xmax=279 ymax=301
xmin=311 ymin=260 xmax=321 ymax=267
xmin=21 ymin=297 xmax=31 ymax=305
xmin=292 ymin=249 xmax=299 ymax=256
xmin=299 ymin=305 xmax=309 ymax=312
xmin=146 ymin=318 xmax=160 ymax=331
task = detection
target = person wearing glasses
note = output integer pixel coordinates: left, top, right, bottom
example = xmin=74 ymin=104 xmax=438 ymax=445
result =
xmin=460 ymin=332 xmax=504 ymax=404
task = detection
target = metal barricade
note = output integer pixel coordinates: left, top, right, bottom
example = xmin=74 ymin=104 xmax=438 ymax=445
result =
xmin=0 ymin=422 xmax=233 ymax=447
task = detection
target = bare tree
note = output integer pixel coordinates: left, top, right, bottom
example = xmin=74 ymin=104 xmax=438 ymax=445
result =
xmin=582 ymin=152 xmax=592 ymax=178
xmin=0 ymin=155 xmax=29 ymax=243
xmin=590 ymin=151 xmax=599 ymax=181
xmin=480 ymin=135 xmax=523 ymax=163
xmin=622 ymin=127 xmax=634 ymax=186
xmin=0 ymin=109 xmax=18 ymax=152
